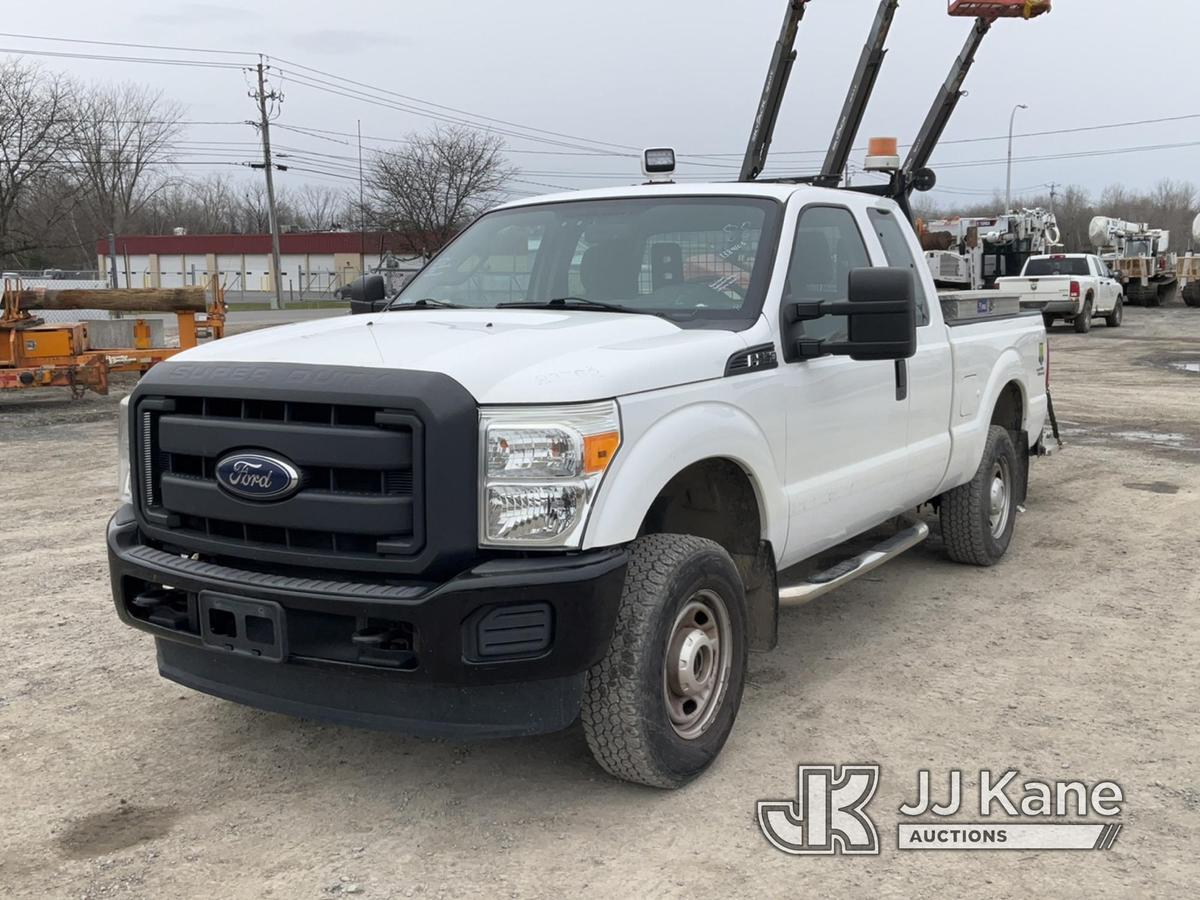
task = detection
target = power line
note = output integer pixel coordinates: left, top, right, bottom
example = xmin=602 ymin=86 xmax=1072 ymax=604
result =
xmin=686 ymin=113 xmax=1200 ymax=159
xmin=269 ymin=55 xmax=639 ymax=153
xmin=0 ymin=31 xmax=254 ymax=57
xmin=0 ymin=46 xmax=244 ymax=69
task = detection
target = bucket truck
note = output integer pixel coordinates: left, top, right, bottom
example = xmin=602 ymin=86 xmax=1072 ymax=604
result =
xmin=921 ymin=208 xmax=1061 ymax=291
xmin=1179 ymin=213 xmax=1200 ymax=308
xmin=1089 ymin=216 xmax=1179 ymax=307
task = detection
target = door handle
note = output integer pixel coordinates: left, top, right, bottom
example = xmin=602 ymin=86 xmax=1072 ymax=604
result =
xmin=895 ymin=359 xmax=908 ymax=402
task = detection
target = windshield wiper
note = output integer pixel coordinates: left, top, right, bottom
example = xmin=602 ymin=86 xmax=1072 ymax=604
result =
xmin=497 ymin=297 xmax=653 ymax=315
xmin=387 ymin=297 xmax=467 ymax=310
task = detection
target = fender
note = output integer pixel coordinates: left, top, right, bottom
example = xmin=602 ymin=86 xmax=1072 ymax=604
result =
xmin=937 ymin=347 xmax=1031 ymax=494
xmin=582 ymin=400 xmax=788 ymax=557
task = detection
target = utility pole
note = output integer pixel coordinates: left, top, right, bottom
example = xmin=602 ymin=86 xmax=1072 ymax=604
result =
xmin=1047 ymin=181 xmax=1059 ymax=214
xmin=251 ymin=57 xmax=285 ymax=311
xmin=357 ymin=119 xmax=366 ymax=278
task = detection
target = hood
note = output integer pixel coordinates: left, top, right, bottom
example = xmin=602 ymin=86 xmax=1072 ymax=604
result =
xmin=171 ymin=309 xmax=749 ymax=403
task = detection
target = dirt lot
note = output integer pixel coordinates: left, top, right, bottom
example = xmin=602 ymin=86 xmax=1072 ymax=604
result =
xmin=1 ymin=307 xmax=1197 ymax=899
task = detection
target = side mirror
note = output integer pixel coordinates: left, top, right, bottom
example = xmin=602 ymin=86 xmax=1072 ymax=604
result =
xmin=347 ymin=275 xmax=387 ymax=315
xmin=784 ymin=266 xmax=917 ymax=362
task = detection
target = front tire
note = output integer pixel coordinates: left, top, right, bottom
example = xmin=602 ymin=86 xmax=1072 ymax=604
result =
xmin=582 ymin=534 xmax=748 ymax=789
xmin=1073 ymin=297 xmax=1093 ymax=333
xmin=1105 ymin=297 xmax=1124 ymax=328
xmin=940 ymin=425 xmax=1020 ymax=567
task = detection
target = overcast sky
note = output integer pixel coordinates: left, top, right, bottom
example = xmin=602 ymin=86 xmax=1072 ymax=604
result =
xmin=4 ymin=0 xmax=1196 ymax=206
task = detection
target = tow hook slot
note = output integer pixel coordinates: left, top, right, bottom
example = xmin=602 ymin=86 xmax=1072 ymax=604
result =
xmin=352 ymin=623 xmax=418 ymax=670
xmin=131 ymin=585 xmax=192 ymax=631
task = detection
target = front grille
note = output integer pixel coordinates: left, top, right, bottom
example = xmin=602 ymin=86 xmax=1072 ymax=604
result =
xmin=137 ymin=395 xmax=423 ymax=570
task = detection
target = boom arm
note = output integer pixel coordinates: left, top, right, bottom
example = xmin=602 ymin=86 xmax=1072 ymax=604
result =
xmin=902 ymin=15 xmax=992 ymax=181
xmin=739 ymin=0 xmax=812 ymax=183
xmin=815 ymin=0 xmax=900 ymax=188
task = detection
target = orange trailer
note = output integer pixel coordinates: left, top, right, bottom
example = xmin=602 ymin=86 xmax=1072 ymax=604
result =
xmin=1 ymin=277 xmax=225 ymax=397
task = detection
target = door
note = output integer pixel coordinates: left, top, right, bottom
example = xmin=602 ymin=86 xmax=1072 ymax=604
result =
xmin=1092 ymin=256 xmax=1120 ymax=311
xmin=867 ymin=206 xmax=954 ymax=503
xmin=779 ymin=204 xmax=914 ymax=563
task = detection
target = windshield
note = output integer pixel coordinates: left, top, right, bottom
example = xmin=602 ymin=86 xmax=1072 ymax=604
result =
xmin=394 ymin=196 xmax=783 ymax=328
xmin=1024 ymin=257 xmax=1090 ymax=277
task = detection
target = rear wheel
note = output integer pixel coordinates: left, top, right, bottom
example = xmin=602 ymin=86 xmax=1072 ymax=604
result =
xmin=1073 ymin=297 xmax=1093 ymax=333
xmin=582 ymin=534 xmax=748 ymax=788
xmin=1042 ymin=313 xmax=1055 ymax=330
xmin=1105 ymin=297 xmax=1124 ymax=328
xmin=1184 ymin=284 xmax=1200 ymax=308
xmin=940 ymin=425 xmax=1019 ymax=567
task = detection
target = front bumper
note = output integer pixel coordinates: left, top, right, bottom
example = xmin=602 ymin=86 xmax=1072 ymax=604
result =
xmin=107 ymin=505 xmax=628 ymax=738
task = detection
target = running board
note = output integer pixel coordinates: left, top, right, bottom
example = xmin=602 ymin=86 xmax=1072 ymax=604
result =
xmin=778 ymin=519 xmax=930 ymax=607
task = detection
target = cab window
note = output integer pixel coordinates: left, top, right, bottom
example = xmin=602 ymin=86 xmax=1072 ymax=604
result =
xmin=784 ymin=206 xmax=871 ymax=343
xmin=868 ymin=207 xmax=931 ymax=326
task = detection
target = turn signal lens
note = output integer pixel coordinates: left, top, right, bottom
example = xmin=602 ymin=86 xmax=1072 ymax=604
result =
xmin=583 ymin=430 xmax=621 ymax=474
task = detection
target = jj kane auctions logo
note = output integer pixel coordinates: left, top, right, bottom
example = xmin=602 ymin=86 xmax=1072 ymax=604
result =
xmin=758 ymin=766 xmax=1124 ymax=854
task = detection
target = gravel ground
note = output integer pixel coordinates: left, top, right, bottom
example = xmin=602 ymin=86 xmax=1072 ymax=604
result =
xmin=1 ymin=307 xmax=1198 ymax=899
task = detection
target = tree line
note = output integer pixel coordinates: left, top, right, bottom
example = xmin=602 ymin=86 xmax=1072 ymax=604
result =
xmin=1 ymin=57 xmax=515 ymax=270
xmin=913 ymin=179 xmax=1200 ymax=254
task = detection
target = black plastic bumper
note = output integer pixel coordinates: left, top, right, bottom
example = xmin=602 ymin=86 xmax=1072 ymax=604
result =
xmin=107 ymin=505 xmax=628 ymax=738
xmin=1021 ymin=299 xmax=1079 ymax=315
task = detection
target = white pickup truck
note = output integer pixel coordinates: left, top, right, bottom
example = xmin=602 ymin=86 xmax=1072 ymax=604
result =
xmin=996 ymin=253 xmax=1124 ymax=333
xmin=108 ymin=180 xmax=1050 ymax=788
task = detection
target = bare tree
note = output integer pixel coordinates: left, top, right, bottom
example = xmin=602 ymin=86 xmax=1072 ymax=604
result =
xmin=0 ymin=59 xmax=78 ymax=266
xmin=292 ymin=183 xmax=350 ymax=231
xmin=366 ymin=126 xmax=516 ymax=252
xmin=72 ymin=82 xmax=183 ymax=237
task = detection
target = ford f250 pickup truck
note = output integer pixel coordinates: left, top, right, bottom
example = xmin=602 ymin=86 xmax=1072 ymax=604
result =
xmin=108 ymin=181 xmax=1051 ymax=787
xmin=996 ymin=253 xmax=1124 ymax=333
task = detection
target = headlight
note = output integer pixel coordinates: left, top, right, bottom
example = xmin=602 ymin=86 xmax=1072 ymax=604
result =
xmin=480 ymin=401 xmax=621 ymax=547
xmin=117 ymin=396 xmax=132 ymax=504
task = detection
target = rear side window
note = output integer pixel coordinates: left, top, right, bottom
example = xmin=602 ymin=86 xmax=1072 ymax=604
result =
xmin=784 ymin=206 xmax=871 ymax=343
xmin=868 ymin=207 xmax=930 ymax=326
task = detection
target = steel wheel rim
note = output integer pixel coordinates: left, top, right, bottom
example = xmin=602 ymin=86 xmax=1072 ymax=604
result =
xmin=988 ymin=456 xmax=1012 ymax=539
xmin=662 ymin=590 xmax=732 ymax=740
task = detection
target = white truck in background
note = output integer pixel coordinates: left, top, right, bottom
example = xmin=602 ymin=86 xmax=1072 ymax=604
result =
xmin=996 ymin=253 xmax=1124 ymax=333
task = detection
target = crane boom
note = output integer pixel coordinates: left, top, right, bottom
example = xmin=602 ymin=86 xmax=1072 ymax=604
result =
xmin=739 ymin=0 xmax=812 ymax=183
xmin=814 ymin=0 xmax=900 ymax=188
xmin=902 ymin=15 xmax=992 ymax=180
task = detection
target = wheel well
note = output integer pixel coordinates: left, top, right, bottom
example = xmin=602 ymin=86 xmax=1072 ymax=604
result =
xmin=640 ymin=459 xmax=778 ymax=651
xmin=641 ymin=458 xmax=762 ymax=556
xmin=991 ymin=381 xmax=1024 ymax=434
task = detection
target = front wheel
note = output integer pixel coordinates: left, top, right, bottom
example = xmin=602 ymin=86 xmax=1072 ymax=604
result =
xmin=1073 ymin=297 xmax=1093 ymax=333
xmin=582 ymin=534 xmax=748 ymax=788
xmin=940 ymin=425 xmax=1020 ymax=567
xmin=1105 ymin=296 xmax=1124 ymax=328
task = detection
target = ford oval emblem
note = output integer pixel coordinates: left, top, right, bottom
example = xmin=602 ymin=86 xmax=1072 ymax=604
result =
xmin=215 ymin=452 xmax=301 ymax=501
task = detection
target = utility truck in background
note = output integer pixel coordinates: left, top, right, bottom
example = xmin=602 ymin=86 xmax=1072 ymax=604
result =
xmin=106 ymin=0 xmax=1055 ymax=788
xmin=996 ymin=253 xmax=1124 ymax=332
xmin=1090 ymin=216 xmax=1179 ymax=307
xmin=1178 ymin=213 xmax=1200 ymax=308
xmin=920 ymin=208 xmax=1060 ymax=291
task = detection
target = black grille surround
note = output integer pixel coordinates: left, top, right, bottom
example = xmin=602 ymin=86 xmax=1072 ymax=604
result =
xmin=131 ymin=362 xmax=479 ymax=579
